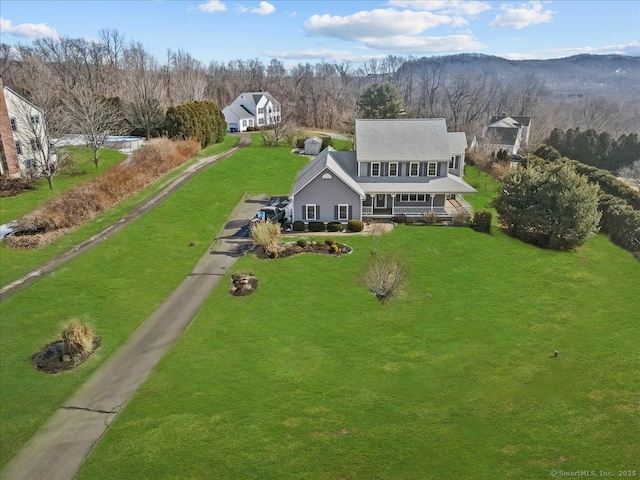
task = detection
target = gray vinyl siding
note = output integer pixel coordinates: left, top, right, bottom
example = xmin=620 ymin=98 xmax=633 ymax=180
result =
xmin=294 ymin=168 xmax=362 ymax=222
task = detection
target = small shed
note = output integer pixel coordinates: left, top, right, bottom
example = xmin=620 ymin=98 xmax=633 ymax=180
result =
xmin=304 ymin=136 xmax=323 ymax=155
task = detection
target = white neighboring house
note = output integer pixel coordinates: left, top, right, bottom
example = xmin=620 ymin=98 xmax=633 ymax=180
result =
xmin=0 ymin=80 xmax=56 ymax=178
xmin=222 ymin=91 xmax=281 ymax=132
xmin=482 ymin=115 xmax=532 ymax=155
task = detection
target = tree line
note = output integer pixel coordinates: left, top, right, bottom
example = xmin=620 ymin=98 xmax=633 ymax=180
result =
xmin=2 ymin=29 xmax=639 ymax=154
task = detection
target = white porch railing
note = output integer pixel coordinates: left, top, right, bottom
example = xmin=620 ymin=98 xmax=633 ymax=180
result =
xmin=363 ymin=196 xmax=472 ymax=217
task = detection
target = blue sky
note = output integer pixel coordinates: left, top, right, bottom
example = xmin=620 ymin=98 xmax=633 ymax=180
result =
xmin=1 ymin=1 xmax=638 ymax=65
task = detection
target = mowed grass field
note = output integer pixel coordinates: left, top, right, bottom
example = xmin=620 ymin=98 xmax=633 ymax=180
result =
xmin=0 ymin=136 xmax=239 ymax=287
xmin=75 ymin=174 xmax=639 ymax=476
xmin=0 ymin=136 xmax=306 ymax=467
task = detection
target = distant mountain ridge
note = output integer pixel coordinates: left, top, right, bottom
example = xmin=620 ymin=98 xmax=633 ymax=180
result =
xmin=397 ymin=53 xmax=640 ymax=94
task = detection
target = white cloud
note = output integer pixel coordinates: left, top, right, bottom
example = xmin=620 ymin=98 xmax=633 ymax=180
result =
xmin=388 ymin=1 xmax=491 ymax=16
xmin=262 ymin=48 xmax=353 ymax=60
xmin=362 ymin=34 xmax=485 ymax=53
xmin=489 ymin=1 xmax=555 ymax=29
xmin=197 ymin=0 xmax=226 ymax=13
xmin=251 ymin=1 xmax=275 ymax=15
xmin=0 ymin=17 xmax=59 ymax=40
xmin=305 ymin=8 xmax=453 ymax=41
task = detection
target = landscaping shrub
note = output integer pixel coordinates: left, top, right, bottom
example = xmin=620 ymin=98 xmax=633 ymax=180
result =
xmin=324 ymin=238 xmax=336 ymax=246
xmin=249 ymin=221 xmax=281 ymax=251
xmin=308 ymin=221 xmax=325 ymax=232
xmin=164 ymin=101 xmax=226 ymax=148
xmin=61 ymin=321 xmax=96 ymax=358
xmin=493 ymin=162 xmax=601 ymax=250
xmin=451 ymin=209 xmax=471 ymax=226
xmin=347 ymin=219 xmax=364 ymax=232
xmin=422 ymin=210 xmax=439 ymax=225
xmin=292 ymin=220 xmax=305 ymax=232
xmin=0 ymin=177 xmax=34 ymax=197
xmin=364 ymin=254 xmax=407 ymax=304
xmin=327 ymin=222 xmax=343 ymax=232
xmin=471 ymin=210 xmax=492 ymax=233
xmin=392 ymin=213 xmax=407 ymax=224
xmin=296 ymin=239 xmax=308 ymax=247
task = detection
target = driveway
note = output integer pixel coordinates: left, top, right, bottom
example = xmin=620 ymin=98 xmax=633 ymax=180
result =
xmin=1 ymin=194 xmax=269 ymax=480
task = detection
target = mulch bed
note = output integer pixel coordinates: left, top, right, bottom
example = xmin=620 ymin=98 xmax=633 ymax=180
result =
xmin=31 ymin=338 xmax=101 ymax=374
xmin=253 ymin=241 xmax=352 ymax=259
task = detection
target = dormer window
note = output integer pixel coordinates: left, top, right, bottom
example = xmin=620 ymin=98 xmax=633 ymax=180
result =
xmin=371 ymin=162 xmax=380 ymax=177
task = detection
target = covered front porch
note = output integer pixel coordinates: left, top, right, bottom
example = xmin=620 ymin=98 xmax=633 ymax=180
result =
xmin=362 ymin=193 xmax=472 ymax=218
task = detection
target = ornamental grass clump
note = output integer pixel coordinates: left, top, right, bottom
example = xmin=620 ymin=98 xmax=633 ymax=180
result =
xmin=61 ymin=321 xmax=96 ymax=359
xmin=249 ymin=220 xmax=281 ymax=251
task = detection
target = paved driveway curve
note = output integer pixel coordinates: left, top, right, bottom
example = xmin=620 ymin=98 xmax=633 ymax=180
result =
xmin=1 ymin=194 xmax=269 ymax=480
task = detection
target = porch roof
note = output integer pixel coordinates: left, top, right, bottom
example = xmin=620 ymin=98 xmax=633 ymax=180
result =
xmin=359 ymin=174 xmax=476 ymax=194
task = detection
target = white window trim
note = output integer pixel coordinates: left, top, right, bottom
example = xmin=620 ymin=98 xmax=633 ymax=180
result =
xmin=409 ymin=162 xmax=419 ymax=177
xmin=427 ymin=162 xmax=437 ymax=177
xmin=10 ymin=118 xmax=17 ymax=131
xmin=338 ymin=204 xmax=348 ymax=220
xmin=371 ymin=162 xmax=380 ymax=177
xmin=306 ymin=204 xmax=317 ymax=220
xmin=389 ymin=162 xmax=398 ymax=177
xmin=15 ymin=141 xmax=22 ymax=155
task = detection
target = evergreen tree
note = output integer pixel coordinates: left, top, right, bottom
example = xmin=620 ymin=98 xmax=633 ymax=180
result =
xmin=357 ymin=83 xmax=403 ymax=119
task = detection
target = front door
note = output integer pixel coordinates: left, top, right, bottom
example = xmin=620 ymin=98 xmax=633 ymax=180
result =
xmin=375 ymin=194 xmax=387 ymax=209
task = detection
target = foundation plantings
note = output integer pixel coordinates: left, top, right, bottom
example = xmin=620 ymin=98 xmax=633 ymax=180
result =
xmin=32 ymin=320 xmax=101 ymax=374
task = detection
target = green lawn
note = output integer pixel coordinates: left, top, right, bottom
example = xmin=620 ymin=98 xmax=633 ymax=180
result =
xmin=0 ymin=147 xmax=126 ymax=225
xmin=0 ymin=135 xmax=306 ymax=467
xmin=0 ymin=136 xmax=239 ymax=287
xmin=75 ymin=181 xmax=639 ymax=476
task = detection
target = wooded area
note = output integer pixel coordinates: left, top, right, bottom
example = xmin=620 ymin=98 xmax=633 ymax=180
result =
xmin=2 ymin=30 xmax=639 ymax=147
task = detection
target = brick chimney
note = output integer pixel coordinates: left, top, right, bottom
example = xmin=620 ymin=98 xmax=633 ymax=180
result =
xmin=0 ymin=77 xmax=21 ymax=177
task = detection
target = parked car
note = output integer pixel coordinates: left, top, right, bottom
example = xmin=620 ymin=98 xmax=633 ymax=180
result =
xmin=250 ymin=206 xmax=286 ymax=225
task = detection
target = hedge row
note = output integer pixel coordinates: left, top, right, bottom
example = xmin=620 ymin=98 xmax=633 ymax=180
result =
xmin=291 ymin=220 xmax=364 ymax=232
xmin=532 ymin=148 xmax=640 ymax=210
xmin=598 ymin=194 xmax=640 ymax=259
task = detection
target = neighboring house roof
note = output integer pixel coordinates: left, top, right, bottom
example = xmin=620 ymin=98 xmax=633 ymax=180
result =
xmin=359 ymin=174 xmax=477 ymax=194
xmin=355 ymin=118 xmax=451 ymax=162
xmin=447 ymin=132 xmax=467 ymax=156
xmin=239 ymin=91 xmax=280 ymax=107
xmin=489 ymin=115 xmax=531 ymax=127
xmin=291 ymin=147 xmax=365 ymax=199
xmin=223 ymin=104 xmax=254 ymax=120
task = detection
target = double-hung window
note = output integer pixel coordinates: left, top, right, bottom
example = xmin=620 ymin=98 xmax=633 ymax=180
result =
xmin=306 ymin=204 xmax=317 ymax=220
xmin=427 ymin=162 xmax=437 ymax=176
xmin=15 ymin=141 xmax=22 ymax=155
xmin=10 ymin=118 xmax=17 ymax=131
xmin=337 ymin=204 xmax=348 ymax=220
xmin=371 ymin=162 xmax=380 ymax=177
xmin=389 ymin=162 xmax=398 ymax=176
xmin=409 ymin=162 xmax=419 ymax=177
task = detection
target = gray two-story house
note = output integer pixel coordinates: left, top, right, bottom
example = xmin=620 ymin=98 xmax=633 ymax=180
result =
xmin=290 ymin=118 xmax=476 ymax=223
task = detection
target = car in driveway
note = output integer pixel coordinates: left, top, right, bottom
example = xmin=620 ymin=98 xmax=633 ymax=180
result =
xmin=250 ymin=206 xmax=286 ymax=225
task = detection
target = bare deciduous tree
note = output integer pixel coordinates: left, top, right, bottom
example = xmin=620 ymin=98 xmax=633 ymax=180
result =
xmin=122 ymin=42 xmax=166 ymax=139
xmin=62 ymin=88 xmax=125 ymax=169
